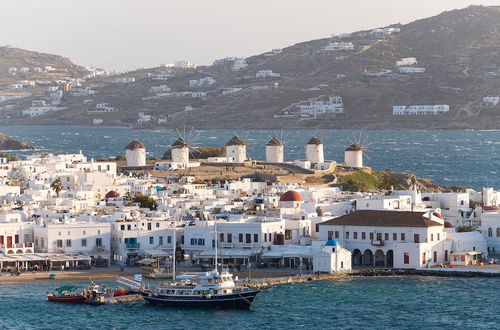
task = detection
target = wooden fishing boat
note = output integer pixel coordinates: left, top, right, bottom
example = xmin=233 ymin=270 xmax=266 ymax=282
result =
xmin=47 ymin=286 xmax=86 ymax=303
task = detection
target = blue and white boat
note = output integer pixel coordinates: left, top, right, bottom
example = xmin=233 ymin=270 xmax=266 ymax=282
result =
xmin=142 ymin=221 xmax=259 ymax=309
xmin=142 ymin=266 xmax=259 ymax=309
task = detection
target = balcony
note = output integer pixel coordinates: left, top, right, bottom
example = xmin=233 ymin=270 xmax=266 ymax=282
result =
xmin=221 ymin=243 xmax=233 ymax=248
xmin=0 ymin=243 xmax=35 ymax=254
xmin=371 ymin=240 xmax=384 ymax=246
xmin=126 ymin=243 xmax=140 ymax=249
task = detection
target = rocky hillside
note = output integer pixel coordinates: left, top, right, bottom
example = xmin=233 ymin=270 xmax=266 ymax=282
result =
xmin=0 ymin=47 xmax=88 ymax=86
xmin=0 ymin=133 xmax=34 ymax=150
xmin=3 ymin=5 xmax=500 ymax=129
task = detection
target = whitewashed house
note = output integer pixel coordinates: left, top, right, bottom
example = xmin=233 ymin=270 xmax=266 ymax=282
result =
xmin=256 ymin=70 xmax=280 ymax=78
xmin=323 ymin=42 xmax=354 ymax=51
xmin=318 ymin=210 xmax=452 ymax=268
xmin=482 ymin=97 xmax=500 ymax=107
xmin=393 ymin=105 xmax=449 ymax=115
xmin=34 ymin=220 xmax=111 ymax=259
xmin=396 ymin=57 xmax=417 ymax=67
xmin=232 ymin=59 xmax=248 ymax=71
xmin=313 ymin=240 xmax=352 ymax=273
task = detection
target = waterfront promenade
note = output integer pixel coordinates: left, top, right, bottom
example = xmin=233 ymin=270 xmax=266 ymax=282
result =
xmin=3 ymin=263 xmax=500 ymax=285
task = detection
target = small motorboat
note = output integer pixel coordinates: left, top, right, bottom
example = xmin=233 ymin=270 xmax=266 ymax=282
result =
xmin=47 ymin=286 xmax=86 ymax=303
xmin=86 ymin=282 xmax=114 ymax=300
xmin=112 ymin=287 xmax=128 ymax=297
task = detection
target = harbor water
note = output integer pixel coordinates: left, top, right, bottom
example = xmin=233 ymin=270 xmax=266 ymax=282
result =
xmin=2 ymin=126 xmax=500 ymax=190
xmin=0 ymin=276 xmax=499 ymax=329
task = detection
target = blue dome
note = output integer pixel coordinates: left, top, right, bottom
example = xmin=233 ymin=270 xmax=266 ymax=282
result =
xmin=325 ymin=240 xmax=339 ymax=246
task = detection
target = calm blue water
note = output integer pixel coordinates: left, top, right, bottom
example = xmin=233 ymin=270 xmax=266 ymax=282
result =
xmin=1 ymin=126 xmax=500 ymax=190
xmin=0 ymin=276 xmax=498 ymax=329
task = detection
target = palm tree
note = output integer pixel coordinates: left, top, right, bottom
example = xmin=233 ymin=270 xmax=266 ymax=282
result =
xmin=50 ymin=178 xmax=63 ymax=197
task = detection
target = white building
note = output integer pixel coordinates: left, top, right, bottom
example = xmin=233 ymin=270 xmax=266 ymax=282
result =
xmin=22 ymin=106 xmax=66 ymax=117
xmin=137 ymin=112 xmax=152 ymax=124
xmin=393 ymin=105 xmax=449 ymax=115
xmin=171 ymin=138 xmax=190 ymax=166
xmin=398 ymin=67 xmax=425 ymax=73
xmin=231 ymin=59 xmax=248 ymax=71
xmin=125 ymin=140 xmax=146 ymax=167
xmin=323 ymin=42 xmax=354 ymax=51
xmin=91 ymin=103 xmax=115 ymax=112
xmin=189 ymin=77 xmax=215 ymax=87
xmin=266 ymin=137 xmax=284 ymax=163
xmin=34 ymin=220 xmax=111 ymax=259
xmin=344 ymin=144 xmax=363 ymax=168
xmin=396 ymin=57 xmax=417 ymax=67
xmin=222 ymin=88 xmax=243 ymax=96
xmin=319 ymin=210 xmax=452 ymax=268
xmin=482 ymin=96 xmax=500 ymax=107
xmin=313 ymin=240 xmax=352 ymax=273
xmin=298 ymin=95 xmax=344 ymax=117
xmin=149 ymin=85 xmax=171 ymax=93
xmin=225 ymin=136 xmax=246 ymax=163
xmin=306 ymin=137 xmax=324 ymax=164
xmin=152 ymin=74 xmax=172 ymax=81
xmin=480 ymin=212 xmax=500 ymax=253
xmin=113 ymin=77 xmax=135 ymax=83
xmin=256 ymin=70 xmax=280 ymax=78
xmin=175 ymin=60 xmax=196 ymax=69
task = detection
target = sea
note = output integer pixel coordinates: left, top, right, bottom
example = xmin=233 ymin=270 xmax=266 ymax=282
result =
xmin=0 ymin=276 xmax=499 ymax=329
xmin=1 ymin=125 xmax=500 ymax=190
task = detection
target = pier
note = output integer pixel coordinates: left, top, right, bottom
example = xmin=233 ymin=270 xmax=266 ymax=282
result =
xmin=84 ymin=294 xmax=144 ymax=305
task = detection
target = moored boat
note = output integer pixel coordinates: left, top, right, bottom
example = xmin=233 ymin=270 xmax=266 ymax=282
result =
xmin=47 ymin=286 xmax=86 ymax=303
xmin=112 ymin=287 xmax=128 ymax=297
xmin=142 ymin=266 xmax=259 ymax=309
xmin=141 ymin=220 xmax=259 ymax=309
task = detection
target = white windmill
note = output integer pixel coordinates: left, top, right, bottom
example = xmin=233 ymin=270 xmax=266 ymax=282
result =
xmin=225 ymin=135 xmax=247 ymax=163
xmin=265 ymin=130 xmax=289 ymax=163
xmin=125 ymin=140 xmax=146 ymax=166
xmin=306 ymin=136 xmax=324 ymax=165
xmin=171 ymin=126 xmax=201 ymax=167
xmin=344 ymin=132 xmax=371 ymax=168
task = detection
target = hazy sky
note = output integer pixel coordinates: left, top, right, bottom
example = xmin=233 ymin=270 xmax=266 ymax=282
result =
xmin=1 ymin=0 xmax=498 ymax=71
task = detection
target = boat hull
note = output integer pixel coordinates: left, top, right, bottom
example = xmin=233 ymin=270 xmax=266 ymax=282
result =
xmin=142 ymin=290 xmax=259 ymax=309
xmin=47 ymin=295 xmax=86 ymax=303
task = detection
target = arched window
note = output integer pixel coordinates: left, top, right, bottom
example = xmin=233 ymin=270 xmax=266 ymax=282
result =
xmin=497 ymin=228 xmax=500 ymax=237
xmin=488 ymin=228 xmax=493 ymax=237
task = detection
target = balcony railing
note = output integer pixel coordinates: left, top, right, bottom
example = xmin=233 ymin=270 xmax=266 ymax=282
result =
xmin=371 ymin=240 xmax=384 ymax=246
xmin=126 ymin=243 xmax=140 ymax=249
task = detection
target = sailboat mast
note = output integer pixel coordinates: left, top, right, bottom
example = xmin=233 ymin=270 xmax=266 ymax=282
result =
xmin=214 ymin=219 xmax=218 ymax=272
xmin=172 ymin=226 xmax=176 ymax=279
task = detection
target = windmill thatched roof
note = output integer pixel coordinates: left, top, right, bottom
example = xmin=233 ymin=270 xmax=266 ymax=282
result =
xmin=345 ymin=143 xmax=364 ymax=151
xmin=226 ymin=136 xmax=246 ymax=146
xmin=125 ymin=140 xmax=145 ymax=150
xmin=307 ymin=137 xmax=323 ymax=145
xmin=171 ymin=138 xmax=189 ymax=148
xmin=266 ymin=137 xmax=283 ymax=146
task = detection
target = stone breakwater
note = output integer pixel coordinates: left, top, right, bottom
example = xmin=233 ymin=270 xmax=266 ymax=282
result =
xmin=245 ymin=268 xmax=500 ymax=288
xmin=352 ymin=268 xmax=500 ymax=278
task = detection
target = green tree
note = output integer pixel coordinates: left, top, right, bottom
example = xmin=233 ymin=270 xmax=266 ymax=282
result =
xmin=133 ymin=194 xmax=157 ymax=210
xmin=50 ymin=177 xmax=63 ymax=197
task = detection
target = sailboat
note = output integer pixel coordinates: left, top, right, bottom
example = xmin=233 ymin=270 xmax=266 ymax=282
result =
xmin=141 ymin=221 xmax=260 ymax=309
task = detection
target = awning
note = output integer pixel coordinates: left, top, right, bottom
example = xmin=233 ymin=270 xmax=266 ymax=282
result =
xmin=262 ymin=246 xmax=316 ymax=259
xmin=144 ymin=249 xmax=170 ymax=257
xmin=195 ymin=248 xmax=261 ymax=258
xmin=137 ymin=258 xmax=157 ymax=265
